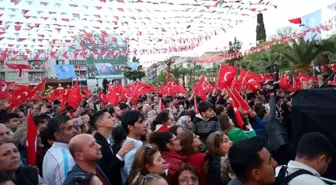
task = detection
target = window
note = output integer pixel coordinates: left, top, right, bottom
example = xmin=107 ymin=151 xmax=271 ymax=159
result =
xmin=7 ymin=72 xmax=19 ymax=80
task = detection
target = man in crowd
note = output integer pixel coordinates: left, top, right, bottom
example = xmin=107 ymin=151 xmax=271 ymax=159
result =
xmin=276 ymin=132 xmax=334 ymax=185
xmin=262 ymin=93 xmax=290 ymax=165
xmin=193 ymin=101 xmax=220 ymax=144
xmin=228 ymin=137 xmax=277 ymax=185
xmin=5 ymin=113 xmax=21 ymax=133
xmin=91 ymin=109 xmax=134 ymax=185
xmin=43 ymin=115 xmax=78 ymax=185
xmin=121 ymin=110 xmax=148 ymax=183
xmin=0 ymin=123 xmax=11 ymax=142
xmin=142 ymin=104 xmax=152 ymax=117
xmin=64 ymin=134 xmax=110 ymax=185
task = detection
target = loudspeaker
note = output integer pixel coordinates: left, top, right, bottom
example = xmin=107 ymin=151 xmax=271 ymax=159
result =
xmin=292 ymin=87 xmax=336 ymax=179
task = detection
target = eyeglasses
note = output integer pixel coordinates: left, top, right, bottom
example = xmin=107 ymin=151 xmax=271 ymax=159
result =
xmin=193 ymin=134 xmax=199 ymax=139
xmin=179 ymin=176 xmax=198 ymax=185
xmin=143 ymin=174 xmax=153 ymax=185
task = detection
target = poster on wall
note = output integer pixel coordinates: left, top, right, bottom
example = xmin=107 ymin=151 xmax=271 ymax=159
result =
xmin=55 ymin=64 xmax=77 ymax=80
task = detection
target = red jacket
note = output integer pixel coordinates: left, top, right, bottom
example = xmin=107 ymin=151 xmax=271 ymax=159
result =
xmin=186 ymin=153 xmax=209 ymax=185
xmin=162 ymin=151 xmax=187 ymax=183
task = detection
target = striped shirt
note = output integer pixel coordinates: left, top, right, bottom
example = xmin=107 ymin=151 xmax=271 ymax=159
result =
xmin=42 ymin=142 xmax=75 ymax=185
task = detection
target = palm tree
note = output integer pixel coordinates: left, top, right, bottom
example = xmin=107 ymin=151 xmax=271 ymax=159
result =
xmin=272 ymin=36 xmax=336 ymax=72
xmin=243 ymin=50 xmax=290 ymax=73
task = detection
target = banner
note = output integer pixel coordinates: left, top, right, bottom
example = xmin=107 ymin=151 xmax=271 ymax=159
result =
xmin=55 ymin=64 xmax=77 ymax=79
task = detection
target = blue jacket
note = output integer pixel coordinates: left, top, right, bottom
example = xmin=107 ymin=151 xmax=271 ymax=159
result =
xmin=63 ymin=164 xmax=111 ymax=185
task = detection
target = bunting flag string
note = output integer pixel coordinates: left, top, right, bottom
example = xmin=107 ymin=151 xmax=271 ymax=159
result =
xmin=193 ymin=15 xmax=336 ymax=63
xmin=0 ymin=0 xmax=277 ymax=60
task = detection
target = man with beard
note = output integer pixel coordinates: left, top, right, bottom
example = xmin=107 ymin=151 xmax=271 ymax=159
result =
xmin=63 ymin=134 xmax=110 ymax=185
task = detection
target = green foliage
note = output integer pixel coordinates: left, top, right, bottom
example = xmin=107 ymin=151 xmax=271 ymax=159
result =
xmin=272 ymin=36 xmax=336 ymax=71
xmin=132 ymin=56 xmax=140 ymax=63
xmin=242 ymin=50 xmax=290 ymax=73
xmin=155 ymin=71 xmax=167 ymax=85
xmin=256 ymin=13 xmax=266 ymax=42
xmin=227 ymin=37 xmax=243 ymax=65
xmin=124 ymin=71 xmax=146 ymax=81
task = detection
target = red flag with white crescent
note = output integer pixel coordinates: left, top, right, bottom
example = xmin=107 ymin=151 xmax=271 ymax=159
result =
xmin=26 ymin=110 xmax=37 ymax=166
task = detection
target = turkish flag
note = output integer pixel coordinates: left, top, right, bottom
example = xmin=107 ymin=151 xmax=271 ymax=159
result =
xmin=217 ymin=65 xmax=237 ymax=88
xmin=245 ymin=71 xmax=262 ymax=92
xmin=68 ymin=81 xmax=82 ymax=109
xmin=193 ymin=75 xmax=207 ymax=100
xmin=288 ymin=18 xmax=302 ymax=24
xmin=26 ymin=110 xmax=37 ymax=166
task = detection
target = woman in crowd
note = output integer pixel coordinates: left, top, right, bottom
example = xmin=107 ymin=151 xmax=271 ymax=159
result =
xmin=170 ymin=125 xmax=185 ymax=137
xmin=142 ymin=174 xmax=168 ymax=185
xmin=178 ymin=131 xmax=207 ymax=184
xmin=151 ymin=111 xmax=173 ymax=132
xmin=150 ymin=132 xmax=186 ymax=183
xmin=219 ymin=114 xmax=256 ymax=143
xmin=172 ymin=164 xmax=201 ymax=185
xmin=204 ymin=131 xmax=232 ymax=185
xmin=126 ymin=144 xmax=166 ymax=185
xmin=175 ymin=114 xmax=193 ymax=132
xmin=0 ymin=141 xmax=40 ymax=185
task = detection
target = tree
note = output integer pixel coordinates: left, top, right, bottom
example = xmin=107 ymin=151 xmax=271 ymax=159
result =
xmin=272 ymin=36 xmax=336 ymax=72
xmin=242 ymin=50 xmax=290 ymax=73
xmin=227 ymin=37 xmax=243 ymax=65
xmin=124 ymin=56 xmax=145 ymax=80
xmin=256 ymin=13 xmax=266 ymax=43
xmin=132 ymin=56 xmax=140 ymax=63
xmin=275 ymin=26 xmax=297 ymax=38
xmin=155 ymin=71 xmax=167 ymax=85
xmin=123 ymin=71 xmax=146 ymax=81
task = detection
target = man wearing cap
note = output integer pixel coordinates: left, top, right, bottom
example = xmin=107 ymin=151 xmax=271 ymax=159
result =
xmin=193 ymin=101 xmax=220 ymax=144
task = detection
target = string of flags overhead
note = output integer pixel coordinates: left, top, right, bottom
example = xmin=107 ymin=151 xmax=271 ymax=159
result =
xmin=0 ymin=0 xmax=277 ymax=60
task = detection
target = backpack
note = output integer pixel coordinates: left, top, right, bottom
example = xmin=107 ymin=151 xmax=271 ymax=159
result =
xmin=272 ymin=166 xmax=315 ymax=185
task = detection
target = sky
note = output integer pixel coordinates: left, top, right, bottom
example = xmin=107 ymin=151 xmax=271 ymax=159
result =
xmin=140 ymin=0 xmax=336 ymax=64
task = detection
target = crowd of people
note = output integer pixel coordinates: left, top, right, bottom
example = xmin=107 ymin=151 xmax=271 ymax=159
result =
xmin=0 ymin=86 xmax=334 ymax=185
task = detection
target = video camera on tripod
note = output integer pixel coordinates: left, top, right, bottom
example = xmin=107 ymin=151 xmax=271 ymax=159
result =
xmin=259 ymin=64 xmax=281 ymax=95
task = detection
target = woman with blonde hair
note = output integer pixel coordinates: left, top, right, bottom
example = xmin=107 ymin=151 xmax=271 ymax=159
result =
xmin=203 ymin=131 xmax=232 ymax=185
xmin=126 ymin=144 xmax=166 ymax=185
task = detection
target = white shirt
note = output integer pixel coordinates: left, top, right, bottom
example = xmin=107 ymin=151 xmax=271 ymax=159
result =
xmin=275 ymin=160 xmax=327 ymax=185
xmin=42 ymin=142 xmax=75 ymax=185
xmin=121 ymin=137 xmax=143 ymax=185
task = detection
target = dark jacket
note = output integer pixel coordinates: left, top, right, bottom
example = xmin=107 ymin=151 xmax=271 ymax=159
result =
xmin=15 ymin=167 xmax=39 ymax=185
xmin=94 ymin=132 xmax=124 ymax=185
xmin=63 ymin=164 xmax=110 ymax=185
xmin=262 ymin=95 xmax=289 ymax=152
xmin=210 ymin=155 xmax=225 ymax=185
xmin=193 ymin=115 xmax=220 ymax=144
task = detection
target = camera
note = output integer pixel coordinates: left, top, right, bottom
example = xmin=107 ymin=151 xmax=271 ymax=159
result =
xmin=259 ymin=81 xmax=280 ymax=95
